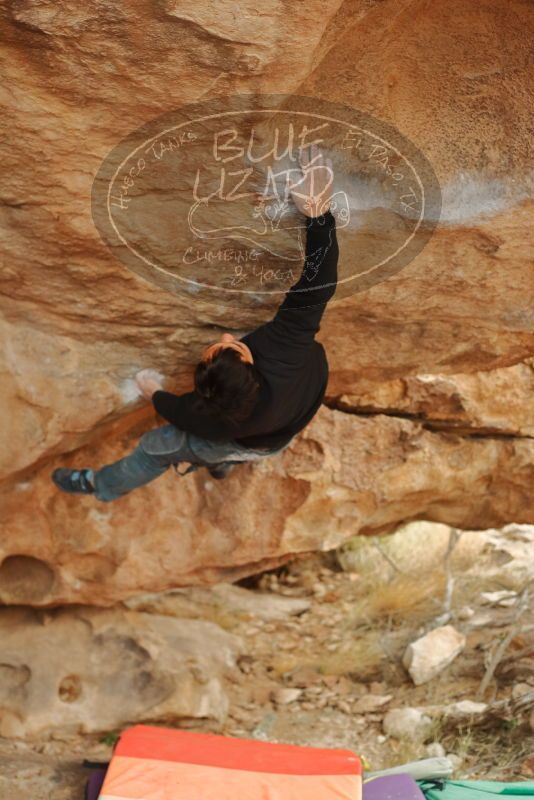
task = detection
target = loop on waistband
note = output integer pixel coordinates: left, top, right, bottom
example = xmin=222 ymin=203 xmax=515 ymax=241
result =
xmin=173 ymin=463 xmax=200 ymax=476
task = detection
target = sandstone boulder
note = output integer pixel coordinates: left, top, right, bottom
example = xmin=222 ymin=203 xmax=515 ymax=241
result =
xmin=0 ymin=606 xmax=242 ymax=738
xmin=0 ymin=0 xmax=533 ymax=603
xmin=382 ymin=707 xmax=433 ymax=742
xmin=403 ymin=625 xmax=466 ymax=685
xmin=0 ymin=409 xmax=532 ymax=606
xmin=352 ymin=694 xmax=392 ymax=714
xmin=271 ymin=688 xmax=303 ymax=706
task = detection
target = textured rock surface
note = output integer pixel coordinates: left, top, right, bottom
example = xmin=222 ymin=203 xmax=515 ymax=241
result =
xmin=0 ymin=606 xmax=242 ymax=738
xmin=330 ymin=359 xmax=534 ymax=438
xmin=0 ymin=0 xmax=533 ymax=602
xmin=382 ymin=707 xmax=433 ymax=742
xmin=0 ymin=747 xmax=89 ymax=800
xmin=0 ymin=525 xmax=530 ymax=782
xmin=125 ymin=584 xmax=311 ymax=621
xmin=403 ymin=625 xmax=466 ymax=685
xmin=0 ymin=407 xmax=532 ymax=606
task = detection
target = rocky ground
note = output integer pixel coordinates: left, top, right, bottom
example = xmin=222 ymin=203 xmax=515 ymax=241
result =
xmin=0 ymin=521 xmax=533 ymax=799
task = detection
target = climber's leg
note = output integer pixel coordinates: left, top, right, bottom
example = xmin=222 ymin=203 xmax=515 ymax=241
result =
xmin=187 ymin=433 xmax=294 ymax=479
xmin=90 ymin=424 xmax=199 ymax=502
xmin=89 ymin=449 xmax=168 ymax=502
xmin=52 ymin=427 xmax=296 ymax=499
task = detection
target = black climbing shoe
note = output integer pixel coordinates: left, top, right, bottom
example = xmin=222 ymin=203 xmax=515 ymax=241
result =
xmin=52 ymin=468 xmax=95 ymax=495
xmin=207 ymin=463 xmax=236 ymax=480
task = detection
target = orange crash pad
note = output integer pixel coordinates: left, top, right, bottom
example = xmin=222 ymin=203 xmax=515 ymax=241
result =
xmin=99 ymin=724 xmax=362 ymax=800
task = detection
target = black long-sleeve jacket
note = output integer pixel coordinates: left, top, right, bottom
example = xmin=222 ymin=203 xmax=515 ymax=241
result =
xmin=152 ymin=209 xmax=339 ymax=449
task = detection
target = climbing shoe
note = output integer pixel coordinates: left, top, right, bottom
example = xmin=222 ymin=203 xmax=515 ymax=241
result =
xmin=52 ymin=468 xmax=95 ymax=495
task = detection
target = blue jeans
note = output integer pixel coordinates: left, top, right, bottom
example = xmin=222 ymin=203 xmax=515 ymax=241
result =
xmin=90 ymin=424 xmax=291 ymax=502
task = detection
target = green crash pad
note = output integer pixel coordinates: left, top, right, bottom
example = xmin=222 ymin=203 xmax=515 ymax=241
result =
xmin=418 ymin=781 xmax=534 ymax=799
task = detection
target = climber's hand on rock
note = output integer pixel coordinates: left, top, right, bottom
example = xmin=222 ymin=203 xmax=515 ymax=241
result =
xmin=289 ymin=143 xmax=334 ymax=218
xmin=135 ymin=369 xmax=164 ymax=401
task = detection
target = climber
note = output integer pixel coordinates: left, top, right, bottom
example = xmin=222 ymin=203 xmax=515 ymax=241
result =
xmin=52 ymin=143 xmax=339 ymax=501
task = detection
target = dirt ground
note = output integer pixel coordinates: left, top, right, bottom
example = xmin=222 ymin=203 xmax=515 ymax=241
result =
xmin=0 ymin=522 xmax=532 ymax=798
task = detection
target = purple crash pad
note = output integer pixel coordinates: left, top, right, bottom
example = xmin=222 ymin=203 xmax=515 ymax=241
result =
xmin=363 ymin=773 xmax=426 ymax=800
xmin=85 ymin=768 xmax=107 ymax=800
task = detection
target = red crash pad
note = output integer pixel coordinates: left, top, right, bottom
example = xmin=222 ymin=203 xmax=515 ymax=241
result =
xmin=98 ymin=724 xmax=362 ymax=800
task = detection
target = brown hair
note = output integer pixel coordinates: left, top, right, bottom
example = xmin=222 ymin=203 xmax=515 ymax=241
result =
xmin=194 ymin=347 xmax=260 ymax=427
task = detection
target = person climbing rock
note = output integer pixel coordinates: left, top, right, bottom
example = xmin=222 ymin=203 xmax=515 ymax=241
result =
xmin=52 ymin=143 xmax=339 ymax=501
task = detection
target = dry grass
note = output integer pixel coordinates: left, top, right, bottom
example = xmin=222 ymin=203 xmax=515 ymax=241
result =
xmin=379 ymin=713 xmax=532 ymax=778
xmin=440 ymin=722 xmax=532 ymax=779
xmin=350 ymin=572 xmax=446 ymax=626
xmin=268 ymin=632 xmax=384 ymax=681
xmin=380 ymin=739 xmax=426 ymax=771
xmin=315 ymin=633 xmax=384 ymax=679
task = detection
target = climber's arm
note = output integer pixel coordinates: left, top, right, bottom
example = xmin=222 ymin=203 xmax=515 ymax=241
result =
xmin=241 ymin=143 xmax=338 ymax=361
xmin=240 ymin=209 xmax=338 ymax=361
xmin=136 ymin=370 xmax=164 ymax=400
xmin=151 ymin=389 xmax=230 ymax=440
xmin=269 ymin=209 xmax=338 ymax=339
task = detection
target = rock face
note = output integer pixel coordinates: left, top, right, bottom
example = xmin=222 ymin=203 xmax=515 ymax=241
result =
xmin=0 ymin=606 xmax=242 ymax=738
xmin=382 ymin=708 xmax=433 ymax=742
xmin=125 ymin=584 xmax=312 ymax=621
xmin=403 ymin=626 xmax=466 ymax=685
xmin=0 ymin=0 xmax=533 ymax=603
xmin=0 ymin=409 xmax=533 ymax=605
